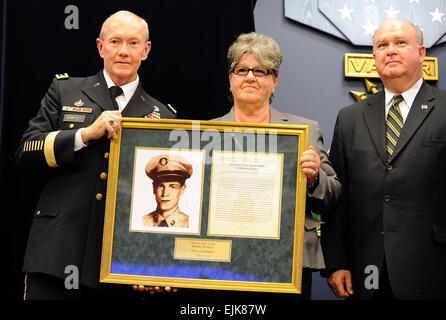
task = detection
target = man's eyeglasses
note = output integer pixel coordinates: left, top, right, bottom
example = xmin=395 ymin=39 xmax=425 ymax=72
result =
xmin=231 ymin=66 xmax=274 ymax=77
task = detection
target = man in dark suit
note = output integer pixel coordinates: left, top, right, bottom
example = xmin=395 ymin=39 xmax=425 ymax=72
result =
xmin=322 ymin=18 xmax=446 ymax=300
xmin=16 ymin=11 xmax=176 ymax=299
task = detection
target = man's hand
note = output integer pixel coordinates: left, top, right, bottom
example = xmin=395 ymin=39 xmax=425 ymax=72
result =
xmin=132 ymin=285 xmax=178 ymax=294
xmin=81 ymin=110 xmax=122 ymax=143
xmin=328 ymin=269 xmax=354 ymax=298
xmin=299 ymin=145 xmax=321 ymax=187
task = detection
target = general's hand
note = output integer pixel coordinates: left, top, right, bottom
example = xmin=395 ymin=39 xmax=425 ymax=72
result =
xmin=81 ymin=110 xmax=122 ymax=143
xmin=328 ymin=269 xmax=354 ymax=298
xmin=132 ymin=285 xmax=179 ymax=294
xmin=299 ymin=145 xmax=320 ymax=187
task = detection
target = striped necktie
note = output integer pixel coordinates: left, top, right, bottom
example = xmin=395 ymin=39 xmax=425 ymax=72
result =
xmin=386 ymin=95 xmax=404 ymax=157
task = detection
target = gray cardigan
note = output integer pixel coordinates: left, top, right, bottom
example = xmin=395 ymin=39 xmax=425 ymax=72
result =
xmin=213 ymin=106 xmax=341 ymax=269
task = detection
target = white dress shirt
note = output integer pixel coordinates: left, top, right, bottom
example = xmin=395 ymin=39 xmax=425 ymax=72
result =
xmin=102 ymin=70 xmax=139 ymax=112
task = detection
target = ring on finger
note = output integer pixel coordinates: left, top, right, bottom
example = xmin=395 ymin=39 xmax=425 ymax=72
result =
xmin=109 ymin=118 xmax=115 ymax=125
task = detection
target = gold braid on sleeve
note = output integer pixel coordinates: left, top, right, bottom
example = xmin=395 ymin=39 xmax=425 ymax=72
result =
xmin=44 ymin=131 xmax=61 ymax=168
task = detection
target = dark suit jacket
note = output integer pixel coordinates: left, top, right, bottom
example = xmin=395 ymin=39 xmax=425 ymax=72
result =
xmin=322 ymin=81 xmax=446 ymax=299
xmin=16 ymin=71 xmax=176 ymax=287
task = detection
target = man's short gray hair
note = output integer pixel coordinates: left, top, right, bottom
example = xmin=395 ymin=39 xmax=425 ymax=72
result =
xmin=227 ymin=32 xmax=283 ymax=77
xmin=99 ymin=10 xmax=150 ymax=41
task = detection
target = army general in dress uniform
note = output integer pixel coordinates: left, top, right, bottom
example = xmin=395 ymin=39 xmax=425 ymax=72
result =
xmin=15 ymin=11 xmax=176 ymax=299
xmin=142 ymin=154 xmax=193 ymax=229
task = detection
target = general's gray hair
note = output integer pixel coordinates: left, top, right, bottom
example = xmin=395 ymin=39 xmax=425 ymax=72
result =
xmin=99 ymin=10 xmax=149 ymax=41
xmin=373 ymin=18 xmax=423 ymax=50
xmin=227 ymin=32 xmax=283 ymax=77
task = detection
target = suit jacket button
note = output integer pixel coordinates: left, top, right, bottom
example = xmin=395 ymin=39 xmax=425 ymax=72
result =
xmin=386 ymin=165 xmax=393 ymax=171
xmin=96 ymin=193 xmax=103 ymax=201
xmin=384 ymin=195 xmax=391 ymax=202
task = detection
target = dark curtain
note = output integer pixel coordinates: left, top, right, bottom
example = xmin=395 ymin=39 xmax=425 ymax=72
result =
xmin=0 ymin=0 xmax=256 ymax=300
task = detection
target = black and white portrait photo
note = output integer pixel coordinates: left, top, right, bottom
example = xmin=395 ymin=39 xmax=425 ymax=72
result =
xmin=129 ymin=148 xmax=204 ymax=234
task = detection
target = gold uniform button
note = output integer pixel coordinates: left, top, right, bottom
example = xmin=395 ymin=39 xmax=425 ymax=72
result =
xmin=36 ymin=210 xmax=41 ymax=216
xmin=96 ymin=193 xmax=103 ymax=201
xmin=100 ymin=172 xmax=107 ymax=180
xmin=104 ymin=152 xmax=110 ymax=159
xmin=69 ymin=123 xmax=74 ymax=129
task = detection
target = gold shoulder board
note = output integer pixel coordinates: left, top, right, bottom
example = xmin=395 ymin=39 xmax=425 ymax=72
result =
xmin=167 ymin=104 xmax=177 ymax=114
xmin=55 ymin=73 xmax=69 ymax=80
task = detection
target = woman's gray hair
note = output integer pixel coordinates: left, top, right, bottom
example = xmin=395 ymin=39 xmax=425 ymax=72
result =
xmin=227 ymin=32 xmax=283 ymax=77
xmin=99 ymin=11 xmax=150 ymax=41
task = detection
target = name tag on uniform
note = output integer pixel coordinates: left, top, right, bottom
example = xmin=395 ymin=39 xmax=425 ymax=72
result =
xmin=63 ymin=114 xmax=85 ymax=123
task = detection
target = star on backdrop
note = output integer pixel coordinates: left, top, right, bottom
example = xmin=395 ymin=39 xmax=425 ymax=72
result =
xmin=384 ymin=5 xmax=399 ymax=19
xmin=338 ymin=4 xmax=354 ymax=20
xmin=430 ymin=7 xmax=445 ymax=24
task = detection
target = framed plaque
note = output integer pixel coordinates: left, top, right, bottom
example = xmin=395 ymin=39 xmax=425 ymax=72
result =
xmin=100 ymin=118 xmax=308 ymax=293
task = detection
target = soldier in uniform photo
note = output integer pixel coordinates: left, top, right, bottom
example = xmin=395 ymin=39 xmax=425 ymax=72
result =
xmin=142 ymin=154 xmax=193 ymax=229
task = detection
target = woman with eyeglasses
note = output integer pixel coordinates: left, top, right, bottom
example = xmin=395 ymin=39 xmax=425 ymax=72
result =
xmin=213 ymin=32 xmax=342 ymax=299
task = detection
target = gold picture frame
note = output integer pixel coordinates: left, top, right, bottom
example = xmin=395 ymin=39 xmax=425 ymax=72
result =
xmin=100 ymin=118 xmax=308 ymax=294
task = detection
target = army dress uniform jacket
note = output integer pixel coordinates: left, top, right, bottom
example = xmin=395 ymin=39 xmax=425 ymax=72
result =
xmin=16 ymin=71 xmax=176 ymax=288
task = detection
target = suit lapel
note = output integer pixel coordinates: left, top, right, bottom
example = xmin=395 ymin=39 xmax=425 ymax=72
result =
xmin=82 ymin=71 xmax=115 ymax=111
xmin=363 ymin=91 xmax=387 ymax=164
xmin=218 ymin=107 xmax=237 ymax=122
xmin=82 ymin=71 xmax=156 ymax=118
xmin=121 ymin=83 xmax=155 ymax=117
xmin=270 ymin=107 xmax=290 ymax=124
xmin=390 ymin=82 xmax=435 ymax=161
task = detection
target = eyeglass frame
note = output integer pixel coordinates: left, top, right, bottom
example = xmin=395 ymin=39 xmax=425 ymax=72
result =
xmin=230 ymin=66 xmax=277 ymax=77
